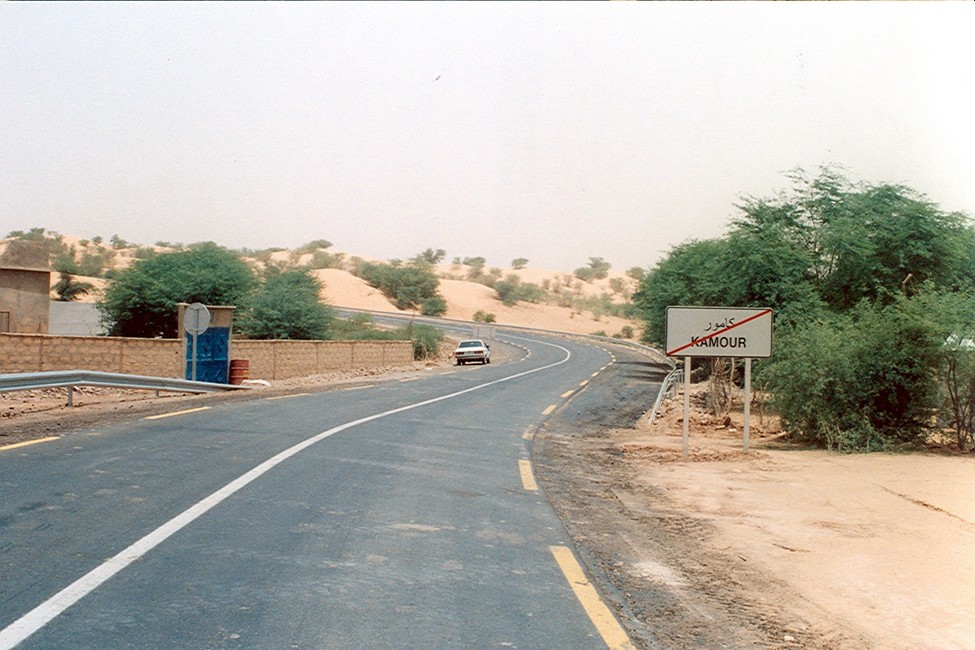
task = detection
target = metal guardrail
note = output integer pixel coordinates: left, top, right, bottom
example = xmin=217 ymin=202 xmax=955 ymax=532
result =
xmin=0 ymin=370 xmax=249 ymax=407
xmin=335 ymin=307 xmax=676 ymax=367
xmin=647 ymin=366 xmax=683 ymax=426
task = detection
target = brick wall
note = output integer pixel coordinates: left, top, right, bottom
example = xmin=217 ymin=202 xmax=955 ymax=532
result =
xmin=230 ymin=339 xmax=413 ymax=380
xmin=0 ymin=333 xmax=413 ymax=381
xmin=0 ymin=333 xmax=181 ymax=376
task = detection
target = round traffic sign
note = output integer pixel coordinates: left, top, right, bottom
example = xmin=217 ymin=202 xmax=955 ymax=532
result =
xmin=184 ymin=302 xmax=211 ymax=335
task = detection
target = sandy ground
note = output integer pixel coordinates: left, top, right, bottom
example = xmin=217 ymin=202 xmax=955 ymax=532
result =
xmin=618 ymin=389 xmax=975 ymax=649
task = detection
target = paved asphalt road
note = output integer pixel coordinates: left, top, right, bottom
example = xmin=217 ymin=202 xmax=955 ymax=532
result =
xmin=0 ymin=329 xmax=644 ymax=649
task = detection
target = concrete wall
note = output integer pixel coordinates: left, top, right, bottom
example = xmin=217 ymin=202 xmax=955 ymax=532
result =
xmin=0 ymin=333 xmax=413 ymax=380
xmin=49 ymin=302 xmax=108 ymax=336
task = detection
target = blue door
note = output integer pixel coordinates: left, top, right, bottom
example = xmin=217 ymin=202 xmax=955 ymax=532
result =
xmin=185 ymin=327 xmax=230 ymax=383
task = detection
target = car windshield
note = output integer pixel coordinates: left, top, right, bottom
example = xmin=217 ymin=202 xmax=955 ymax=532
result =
xmin=459 ymin=341 xmax=482 ymax=348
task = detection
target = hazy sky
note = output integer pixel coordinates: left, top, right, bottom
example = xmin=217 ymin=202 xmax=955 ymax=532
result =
xmin=2 ymin=3 xmax=973 ymax=272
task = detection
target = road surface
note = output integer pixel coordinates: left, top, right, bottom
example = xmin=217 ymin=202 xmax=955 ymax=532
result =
xmin=1 ymin=329 xmax=649 ymax=649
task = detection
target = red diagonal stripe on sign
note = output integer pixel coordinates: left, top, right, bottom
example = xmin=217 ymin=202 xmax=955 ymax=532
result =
xmin=667 ymin=308 xmax=772 ymax=356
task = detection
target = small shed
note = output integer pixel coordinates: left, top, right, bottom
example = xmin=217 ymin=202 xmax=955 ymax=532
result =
xmin=0 ymin=240 xmax=52 ymax=334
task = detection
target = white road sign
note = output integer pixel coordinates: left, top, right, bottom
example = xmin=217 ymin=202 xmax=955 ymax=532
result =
xmin=666 ymin=306 xmax=772 ymax=358
xmin=184 ymin=303 xmax=211 ymax=336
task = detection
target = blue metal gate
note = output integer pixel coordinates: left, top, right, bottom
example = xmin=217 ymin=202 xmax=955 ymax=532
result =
xmin=185 ymin=327 xmax=231 ymax=384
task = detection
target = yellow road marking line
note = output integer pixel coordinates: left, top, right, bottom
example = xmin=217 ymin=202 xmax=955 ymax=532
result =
xmin=579 ymin=380 xmax=589 ymax=387
xmin=550 ymin=546 xmax=637 ymax=650
xmin=145 ymin=406 xmax=210 ymax=420
xmin=518 ymin=460 xmax=538 ymax=491
xmin=0 ymin=436 xmax=60 ymax=452
xmin=561 ymin=390 xmax=575 ymax=398
xmin=542 ymin=405 xmax=556 ymax=416
xmin=343 ymin=385 xmax=374 ymax=391
xmin=399 ymin=377 xmax=420 ymax=383
xmin=592 ymin=371 xmax=601 ymax=377
xmin=522 ymin=427 xmax=535 ymax=440
xmin=267 ymin=393 xmax=309 ymax=400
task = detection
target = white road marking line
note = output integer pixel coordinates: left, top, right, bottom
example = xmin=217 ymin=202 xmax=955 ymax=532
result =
xmin=0 ymin=339 xmax=573 ymax=649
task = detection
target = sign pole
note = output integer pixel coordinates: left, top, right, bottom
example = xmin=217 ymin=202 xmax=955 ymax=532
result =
xmin=743 ymin=358 xmax=752 ymax=451
xmin=183 ymin=303 xmax=210 ymax=383
xmin=191 ymin=331 xmax=198 ymax=382
xmin=682 ymin=356 xmax=691 ymax=459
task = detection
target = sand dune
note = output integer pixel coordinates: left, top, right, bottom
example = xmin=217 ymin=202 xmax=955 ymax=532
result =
xmin=39 ymin=237 xmax=642 ymax=339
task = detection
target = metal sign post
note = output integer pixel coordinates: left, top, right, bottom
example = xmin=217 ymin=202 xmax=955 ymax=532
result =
xmin=183 ymin=303 xmax=211 ymax=382
xmin=683 ymin=356 xmax=691 ymax=458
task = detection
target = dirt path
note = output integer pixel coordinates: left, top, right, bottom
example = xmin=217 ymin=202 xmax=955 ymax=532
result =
xmin=535 ymin=365 xmax=975 ymax=649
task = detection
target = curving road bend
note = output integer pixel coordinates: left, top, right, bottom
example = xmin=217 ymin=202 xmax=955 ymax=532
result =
xmin=0 ymin=330 xmax=645 ymax=649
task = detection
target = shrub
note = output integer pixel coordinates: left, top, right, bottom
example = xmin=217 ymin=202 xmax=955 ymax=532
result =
xmin=240 ymin=268 xmax=334 ymax=340
xmin=410 ymin=324 xmax=444 ymax=360
xmin=420 ymin=295 xmax=448 ymax=317
xmin=495 ymin=275 xmax=546 ymax=306
xmin=761 ymin=298 xmax=943 ymax=450
xmin=574 ymin=257 xmax=611 ymax=282
xmin=357 ymin=260 xmax=443 ymax=311
xmin=308 ymin=250 xmax=345 ymax=269
xmin=473 ymin=310 xmax=496 ymax=323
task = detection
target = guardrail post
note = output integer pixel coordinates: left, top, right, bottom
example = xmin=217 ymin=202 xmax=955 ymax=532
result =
xmin=66 ymin=385 xmax=73 ymax=407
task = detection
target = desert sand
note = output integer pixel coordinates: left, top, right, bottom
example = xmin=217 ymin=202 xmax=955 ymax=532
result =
xmin=626 ymin=390 xmax=975 ymax=649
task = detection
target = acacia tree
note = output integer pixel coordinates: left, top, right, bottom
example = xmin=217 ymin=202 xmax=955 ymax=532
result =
xmin=356 ymin=260 xmax=442 ymax=311
xmin=574 ymin=257 xmax=611 ymax=282
xmin=632 ymin=238 xmax=734 ymax=344
xmin=635 ymin=167 xmax=975 ymax=449
xmin=239 ymin=268 xmax=334 ymax=340
xmin=733 ymin=168 xmax=974 ymax=309
xmin=99 ymin=243 xmax=256 ymax=338
xmin=413 ymin=248 xmax=446 ymax=265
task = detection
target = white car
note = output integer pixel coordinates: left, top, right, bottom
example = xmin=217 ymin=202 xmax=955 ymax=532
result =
xmin=454 ymin=339 xmax=491 ymax=365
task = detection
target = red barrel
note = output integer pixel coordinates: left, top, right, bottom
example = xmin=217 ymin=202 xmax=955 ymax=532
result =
xmin=229 ymin=359 xmax=249 ymax=385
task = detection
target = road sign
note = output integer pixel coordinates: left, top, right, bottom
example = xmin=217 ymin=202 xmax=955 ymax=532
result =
xmin=184 ymin=303 xmax=211 ymax=382
xmin=184 ymin=303 xmax=211 ymax=336
xmin=666 ymin=306 xmax=773 ymax=457
xmin=666 ymin=306 xmax=772 ymax=358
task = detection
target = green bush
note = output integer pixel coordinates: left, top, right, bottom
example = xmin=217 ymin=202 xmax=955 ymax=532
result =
xmin=308 ymin=250 xmax=345 ymax=270
xmin=99 ymin=243 xmax=256 ymax=338
xmin=574 ymin=257 xmax=611 ymax=282
xmin=473 ymin=310 xmax=496 ymax=323
xmin=761 ymin=298 xmax=943 ymax=450
xmin=240 ymin=268 xmax=334 ymax=340
xmin=420 ymin=295 xmax=448 ymax=317
xmin=409 ymin=324 xmax=444 ymax=360
xmin=494 ymin=275 xmax=546 ymax=306
xmin=356 ymin=260 xmax=442 ymax=311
